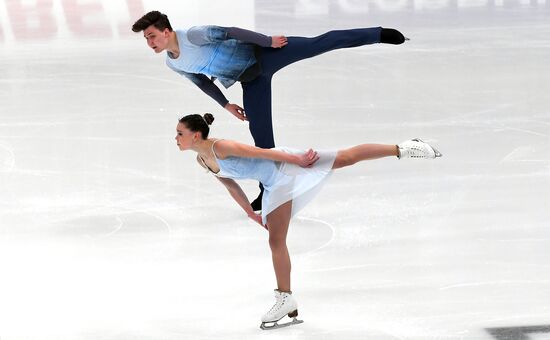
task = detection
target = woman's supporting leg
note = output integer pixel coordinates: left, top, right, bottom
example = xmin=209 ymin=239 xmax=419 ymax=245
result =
xmin=332 ymin=144 xmax=399 ymax=169
xmin=261 ymin=27 xmax=383 ymax=75
xmin=266 ymin=200 xmax=293 ymax=292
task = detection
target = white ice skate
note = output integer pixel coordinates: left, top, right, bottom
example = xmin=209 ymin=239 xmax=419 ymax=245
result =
xmin=260 ymin=290 xmax=303 ymax=330
xmin=398 ymin=138 xmax=442 ymax=159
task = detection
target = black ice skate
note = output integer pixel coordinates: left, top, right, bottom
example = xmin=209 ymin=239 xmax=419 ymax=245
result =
xmin=380 ymin=28 xmax=410 ymax=44
xmin=250 ymin=184 xmax=264 ymax=211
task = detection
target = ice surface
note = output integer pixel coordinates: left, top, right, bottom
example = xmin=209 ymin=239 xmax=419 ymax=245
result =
xmin=0 ymin=1 xmax=549 ymax=339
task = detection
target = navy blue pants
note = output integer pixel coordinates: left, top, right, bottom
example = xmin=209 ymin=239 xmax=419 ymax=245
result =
xmin=241 ymin=27 xmax=382 ymax=149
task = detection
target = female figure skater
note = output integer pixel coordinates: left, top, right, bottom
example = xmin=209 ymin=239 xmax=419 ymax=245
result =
xmin=175 ymin=113 xmax=441 ymax=330
xmin=133 ymin=10 xmax=408 ymax=211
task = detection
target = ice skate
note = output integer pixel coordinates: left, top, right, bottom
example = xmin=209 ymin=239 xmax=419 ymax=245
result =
xmin=250 ymin=184 xmax=264 ymax=212
xmin=380 ymin=28 xmax=408 ymax=44
xmin=398 ymin=138 xmax=442 ymax=159
xmin=260 ymin=290 xmax=303 ymax=330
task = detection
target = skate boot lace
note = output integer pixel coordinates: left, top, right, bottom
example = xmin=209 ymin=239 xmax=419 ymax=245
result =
xmin=267 ymin=295 xmax=287 ymax=315
xmin=405 ymin=141 xmax=432 ymax=158
xmin=410 ymin=144 xmax=425 ymax=158
xmin=398 ymin=139 xmax=441 ymax=160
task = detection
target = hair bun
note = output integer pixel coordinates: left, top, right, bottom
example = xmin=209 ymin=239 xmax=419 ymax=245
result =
xmin=203 ymin=113 xmax=215 ymax=125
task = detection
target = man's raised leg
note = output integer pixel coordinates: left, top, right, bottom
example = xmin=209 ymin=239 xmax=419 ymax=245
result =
xmin=261 ymin=27 xmax=405 ymax=75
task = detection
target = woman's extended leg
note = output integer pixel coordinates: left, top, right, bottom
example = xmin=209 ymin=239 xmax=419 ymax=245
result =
xmin=265 ymin=200 xmax=293 ymax=292
xmin=332 ymin=139 xmax=442 ymax=169
xmin=332 ymin=144 xmax=398 ymax=169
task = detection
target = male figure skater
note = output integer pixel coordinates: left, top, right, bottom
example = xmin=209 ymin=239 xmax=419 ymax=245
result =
xmin=132 ymin=11 xmax=407 ymax=211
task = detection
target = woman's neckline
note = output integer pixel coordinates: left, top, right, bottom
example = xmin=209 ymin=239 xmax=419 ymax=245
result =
xmin=198 ymin=139 xmax=223 ymax=175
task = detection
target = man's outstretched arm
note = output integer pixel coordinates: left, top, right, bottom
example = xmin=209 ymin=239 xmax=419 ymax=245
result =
xmin=172 ymin=70 xmax=247 ymax=121
xmin=187 ymin=25 xmax=286 ymax=48
xmin=179 ymin=71 xmax=229 ymax=107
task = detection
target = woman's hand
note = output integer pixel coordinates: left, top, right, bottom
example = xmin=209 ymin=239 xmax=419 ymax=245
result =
xmin=271 ymin=36 xmax=288 ymax=48
xmin=248 ymin=212 xmax=267 ymax=230
xmin=296 ymin=149 xmax=319 ymax=168
xmin=225 ymin=103 xmax=247 ymax=121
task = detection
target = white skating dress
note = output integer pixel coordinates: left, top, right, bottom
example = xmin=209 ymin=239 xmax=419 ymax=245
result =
xmin=202 ymin=140 xmax=337 ymax=225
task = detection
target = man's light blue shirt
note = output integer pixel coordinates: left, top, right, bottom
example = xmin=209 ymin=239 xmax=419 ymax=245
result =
xmin=166 ymin=26 xmax=258 ymax=89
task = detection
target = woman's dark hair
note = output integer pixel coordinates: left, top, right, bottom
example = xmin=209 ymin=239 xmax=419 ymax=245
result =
xmin=132 ymin=11 xmax=172 ymax=33
xmin=179 ymin=114 xmax=215 ymax=139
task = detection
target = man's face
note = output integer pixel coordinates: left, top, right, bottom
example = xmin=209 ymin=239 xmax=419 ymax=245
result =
xmin=143 ymin=25 xmax=170 ymax=53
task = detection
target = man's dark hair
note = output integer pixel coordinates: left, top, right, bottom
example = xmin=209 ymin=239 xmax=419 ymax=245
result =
xmin=132 ymin=11 xmax=172 ymax=33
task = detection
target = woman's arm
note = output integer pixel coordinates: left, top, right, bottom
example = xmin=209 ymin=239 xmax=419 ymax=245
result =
xmin=216 ymin=176 xmax=265 ymax=228
xmin=214 ymin=140 xmax=319 ymax=168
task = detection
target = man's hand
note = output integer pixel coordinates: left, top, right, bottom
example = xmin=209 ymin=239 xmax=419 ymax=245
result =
xmin=271 ymin=36 xmax=288 ymax=48
xmin=225 ymin=103 xmax=247 ymax=121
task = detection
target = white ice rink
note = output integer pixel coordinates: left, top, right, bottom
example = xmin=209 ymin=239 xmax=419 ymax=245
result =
xmin=1 ymin=1 xmax=549 ymax=339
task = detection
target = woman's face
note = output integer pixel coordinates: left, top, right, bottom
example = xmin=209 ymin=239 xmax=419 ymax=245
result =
xmin=175 ymin=123 xmax=199 ymax=151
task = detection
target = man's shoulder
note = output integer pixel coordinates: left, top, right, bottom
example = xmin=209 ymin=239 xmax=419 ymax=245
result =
xmin=174 ymin=28 xmax=189 ymax=35
xmin=173 ymin=28 xmax=190 ymax=41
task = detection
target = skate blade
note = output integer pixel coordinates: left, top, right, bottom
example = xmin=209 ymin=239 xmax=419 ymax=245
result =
xmin=412 ymin=138 xmax=443 ymax=158
xmin=260 ymin=317 xmax=304 ymax=330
